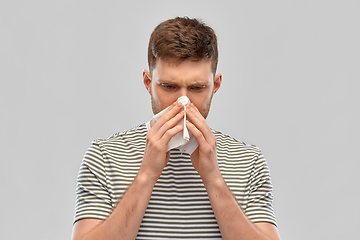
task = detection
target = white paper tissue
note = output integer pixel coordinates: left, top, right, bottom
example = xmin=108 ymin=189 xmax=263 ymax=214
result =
xmin=153 ymin=96 xmax=199 ymax=154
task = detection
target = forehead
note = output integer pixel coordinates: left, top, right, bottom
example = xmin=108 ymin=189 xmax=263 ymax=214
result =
xmin=153 ymin=59 xmax=213 ymax=83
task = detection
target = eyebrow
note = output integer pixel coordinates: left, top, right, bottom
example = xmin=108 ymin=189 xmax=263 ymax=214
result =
xmin=157 ymin=80 xmax=210 ymax=86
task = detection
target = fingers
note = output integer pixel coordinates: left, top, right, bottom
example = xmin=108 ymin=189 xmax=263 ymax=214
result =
xmin=142 ymin=102 xmax=186 ymax=181
xmin=186 ymin=119 xmax=207 ymax=146
xmin=152 ymin=102 xmax=183 ymax=130
xmin=158 ymin=123 xmax=184 ymax=146
xmin=186 ymin=104 xmax=219 ymax=181
xmin=155 ymin=102 xmax=184 ymax=132
xmin=149 ymin=102 xmax=186 ymax=147
xmin=186 ymin=103 xmax=215 ymax=146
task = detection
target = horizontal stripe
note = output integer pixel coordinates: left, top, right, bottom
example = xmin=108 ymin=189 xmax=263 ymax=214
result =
xmin=74 ymin=123 xmax=277 ymax=238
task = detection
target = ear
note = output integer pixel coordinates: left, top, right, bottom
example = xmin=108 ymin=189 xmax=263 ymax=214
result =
xmin=213 ymin=73 xmax=222 ymax=94
xmin=143 ymin=69 xmax=152 ymax=95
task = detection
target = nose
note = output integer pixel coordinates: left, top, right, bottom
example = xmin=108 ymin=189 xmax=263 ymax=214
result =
xmin=175 ymin=86 xmax=190 ymax=100
xmin=173 ymin=86 xmax=192 ymax=104
xmin=178 ymin=87 xmax=188 ymax=97
xmin=176 ymin=96 xmax=191 ymax=105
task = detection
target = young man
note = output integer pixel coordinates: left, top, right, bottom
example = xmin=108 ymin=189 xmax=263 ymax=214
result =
xmin=72 ymin=17 xmax=280 ymax=239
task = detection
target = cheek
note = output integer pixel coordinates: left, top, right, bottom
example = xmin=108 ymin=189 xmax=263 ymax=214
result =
xmin=191 ymin=90 xmax=213 ymax=118
xmin=151 ymin=85 xmax=169 ymax=106
xmin=192 ymin=97 xmax=209 ymax=111
xmin=151 ymin=85 xmax=175 ymax=109
xmin=194 ymin=89 xmax=213 ymax=105
xmin=150 ymin=84 xmax=159 ymax=100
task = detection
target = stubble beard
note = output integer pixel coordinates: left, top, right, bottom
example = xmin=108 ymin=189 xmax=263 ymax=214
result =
xmin=201 ymin=93 xmax=213 ymax=120
xmin=150 ymin=95 xmax=162 ymax=116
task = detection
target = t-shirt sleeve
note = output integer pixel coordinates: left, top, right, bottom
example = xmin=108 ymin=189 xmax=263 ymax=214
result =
xmin=245 ymin=151 xmax=277 ymax=226
xmin=73 ymin=141 xmax=113 ymax=224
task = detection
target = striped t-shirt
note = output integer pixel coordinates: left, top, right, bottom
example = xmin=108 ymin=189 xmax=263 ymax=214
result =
xmin=74 ymin=123 xmax=276 ymax=239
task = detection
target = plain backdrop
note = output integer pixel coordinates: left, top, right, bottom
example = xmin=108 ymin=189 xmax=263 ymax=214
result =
xmin=1 ymin=1 xmax=359 ymax=239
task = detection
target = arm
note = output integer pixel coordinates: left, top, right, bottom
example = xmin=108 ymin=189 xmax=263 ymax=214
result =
xmin=72 ymin=102 xmax=185 ymax=240
xmin=186 ymin=103 xmax=280 ymax=240
xmin=72 ymin=172 xmax=157 ymax=240
xmin=204 ymin=176 xmax=280 ymax=240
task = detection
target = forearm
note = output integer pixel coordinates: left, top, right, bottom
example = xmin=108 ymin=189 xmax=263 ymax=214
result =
xmin=204 ymin=176 xmax=270 ymax=240
xmin=82 ymin=171 xmax=156 ymax=240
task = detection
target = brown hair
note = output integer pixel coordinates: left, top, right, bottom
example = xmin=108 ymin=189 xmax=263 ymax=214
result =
xmin=148 ymin=17 xmax=218 ymax=74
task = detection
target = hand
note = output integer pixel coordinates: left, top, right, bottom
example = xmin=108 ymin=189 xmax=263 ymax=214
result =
xmin=185 ymin=103 xmax=221 ymax=184
xmin=139 ymin=102 xmax=185 ymax=182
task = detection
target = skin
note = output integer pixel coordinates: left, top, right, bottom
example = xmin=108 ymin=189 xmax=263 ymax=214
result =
xmin=145 ymin=59 xmax=220 ymax=121
xmin=71 ymin=59 xmax=281 ymax=240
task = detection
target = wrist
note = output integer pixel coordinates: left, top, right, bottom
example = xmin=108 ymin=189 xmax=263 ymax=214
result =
xmin=137 ymin=168 xmax=159 ymax=186
xmin=201 ymin=172 xmax=224 ymax=189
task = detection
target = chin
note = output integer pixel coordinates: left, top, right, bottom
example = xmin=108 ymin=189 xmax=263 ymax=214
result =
xmin=201 ymin=107 xmax=210 ymax=119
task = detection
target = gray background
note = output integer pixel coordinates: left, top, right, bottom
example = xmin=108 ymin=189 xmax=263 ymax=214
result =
xmin=1 ymin=0 xmax=359 ymax=239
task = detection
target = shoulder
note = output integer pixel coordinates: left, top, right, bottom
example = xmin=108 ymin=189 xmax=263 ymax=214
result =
xmin=96 ymin=123 xmax=148 ymax=146
xmin=212 ymin=129 xmax=261 ymax=156
xmin=91 ymin=123 xmax=148 ymax=151
xmin=83 ymin=123 xmax=147 ymax=164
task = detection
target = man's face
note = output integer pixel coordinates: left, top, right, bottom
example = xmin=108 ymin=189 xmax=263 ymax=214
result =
xmin=144 ymin=59 xmax=222 ymax=119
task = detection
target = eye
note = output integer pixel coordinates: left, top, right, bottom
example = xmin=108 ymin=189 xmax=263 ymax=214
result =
xmin=190 ymin=85 xmax=206 ymax=91
xmin=161 ymin=84 xmax=177 ymax=91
